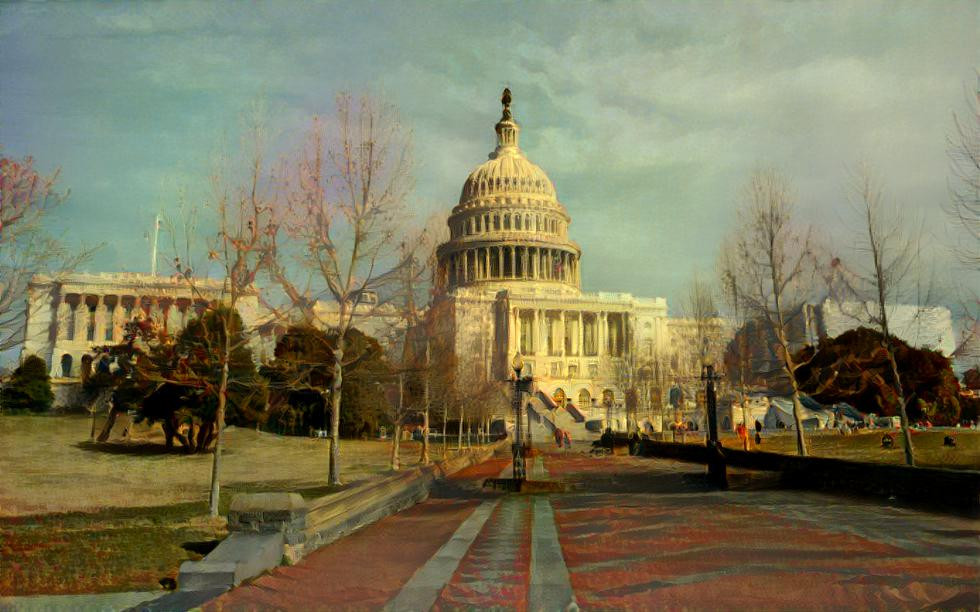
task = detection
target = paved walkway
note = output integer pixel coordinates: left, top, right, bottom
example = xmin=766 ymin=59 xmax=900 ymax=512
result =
xmin=205 ymin=451 xmax=979 ymax=611
xmin=0 ymin=591 xmax=162 ymax=612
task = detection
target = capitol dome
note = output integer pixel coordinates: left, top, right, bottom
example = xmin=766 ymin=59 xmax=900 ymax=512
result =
xmin=437 ymin=89 xmax=581 ymax=294
xmin=458 ymin=140 xmax=556 ymax=203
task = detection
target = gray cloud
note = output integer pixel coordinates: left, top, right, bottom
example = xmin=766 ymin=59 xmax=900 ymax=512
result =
xmin=0 ymin=0 xmax=975 ymax=313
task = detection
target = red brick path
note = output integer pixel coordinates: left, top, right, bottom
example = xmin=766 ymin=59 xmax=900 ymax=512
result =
xmin=205 ymin=451 xmax=979 ymax=611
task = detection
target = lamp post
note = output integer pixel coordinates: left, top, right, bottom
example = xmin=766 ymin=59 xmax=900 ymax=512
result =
xmin=511 ymin=352 xmax=526 ymax=482
xmin=700 ymin=364 xmax=727 ymax=488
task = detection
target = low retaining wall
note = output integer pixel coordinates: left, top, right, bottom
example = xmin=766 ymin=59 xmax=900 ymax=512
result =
xmin=635 ymin=439 xmax=980 ymax=515
xmin=176 ymin=440 xmax=507 ymax=594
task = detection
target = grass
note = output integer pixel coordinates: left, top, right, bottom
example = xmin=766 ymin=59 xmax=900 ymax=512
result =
xmin=0 ymin=414 xmax=456 ymax=595
xmin=717 ymin=429 xmax=980 ymax=469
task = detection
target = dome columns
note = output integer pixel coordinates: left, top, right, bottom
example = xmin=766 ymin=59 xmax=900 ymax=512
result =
xmin=440 ymin=244 xmax=579 ymax=290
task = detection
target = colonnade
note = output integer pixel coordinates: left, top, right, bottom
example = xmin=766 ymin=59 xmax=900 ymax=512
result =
xmin=507 ymin=307 xmax=628 ymax=362
xmin=447 ymin=245 xmax=578 ymax=287
xmin=452 ymin=209 xmax=565 ymax=239
xmin=55 ymin=293 xmax=210 ymax=345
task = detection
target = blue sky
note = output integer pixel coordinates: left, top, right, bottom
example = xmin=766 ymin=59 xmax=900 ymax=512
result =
xmin=1 ymin=1 xmax=976 ymax=314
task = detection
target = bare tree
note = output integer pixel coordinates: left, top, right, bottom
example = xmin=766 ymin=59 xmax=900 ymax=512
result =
xmin=387 ymin=224 xmax=442 ymax=468
xmin=0 ymin=155 xmax=97 ymax=353
xmin=182 ymin=115 xmax=275 ymax=516
xmin=944 ymin=80 xmax=980 ymax=268
xmin=266 ymin=93 xmax=414 ymax=485
xmin=723 ymin=169 xmax=815 ymax=456
xmin=944 ymin=80 xmax=980 ymax=362
xmin=825 ymin=166 xmax=929 ymax=466
xmin=684 ymin=274 xmax=719 ymax=372
xmin=719 ymin=238 xmax=754 ymax=427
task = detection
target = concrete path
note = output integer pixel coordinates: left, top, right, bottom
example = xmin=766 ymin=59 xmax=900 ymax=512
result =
xmin=385 ymin=499 xmax=498 ymax=612
xmin=0 ymin=591 xmax=162 ymax=612
xmin=205 ymin=450 xmax=979 ymax=611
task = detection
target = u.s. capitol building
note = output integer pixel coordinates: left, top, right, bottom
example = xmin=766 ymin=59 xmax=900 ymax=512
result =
xmin=429 ymin=90 xmax=674 ymax=417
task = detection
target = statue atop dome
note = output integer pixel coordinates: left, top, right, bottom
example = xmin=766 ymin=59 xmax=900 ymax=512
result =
xmin=501 ymin=87 xmax=512 ymax=120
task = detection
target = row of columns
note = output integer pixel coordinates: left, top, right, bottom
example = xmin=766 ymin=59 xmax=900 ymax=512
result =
xmin=456 ymin=210 xmax=563 ymax=239
xmin=448 ymin=245 xmax=579 ymax=287
xmin=507 ymin=308 xmax=628 ymax=360
xmin=55 ymin=294 xmax=209 ymax=344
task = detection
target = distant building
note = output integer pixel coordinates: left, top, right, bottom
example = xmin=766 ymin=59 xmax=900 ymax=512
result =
xmin=21 ymin=272 xmax=264 ymax=380
xmin=803 ymin=299 xmax=956 ymax=357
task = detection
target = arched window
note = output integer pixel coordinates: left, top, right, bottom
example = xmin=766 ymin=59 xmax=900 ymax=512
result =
xmin=494 ymin=215 xmax=500 ymax=231
xmin=515 ymin=215 xmax=522 ymax=230
xmin=504 ymin=214 xmax=510 ymax=230
xmin=60 ymin=353 xmax=73 ymax=378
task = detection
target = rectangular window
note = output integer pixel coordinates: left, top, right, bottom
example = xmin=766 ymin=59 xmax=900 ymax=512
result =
xmin=589 ymin=363 xmax=599 ymax=378
xmin=551 ymin=362 xmax=561 ymax=377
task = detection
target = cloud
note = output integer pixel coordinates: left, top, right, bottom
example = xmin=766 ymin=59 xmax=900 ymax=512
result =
xmin=0 ymin=0 xmax=975 ymax=314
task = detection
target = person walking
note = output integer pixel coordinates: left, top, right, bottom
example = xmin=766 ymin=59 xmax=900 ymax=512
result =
xmin=737 ymin=423 xmax=749 ymax=451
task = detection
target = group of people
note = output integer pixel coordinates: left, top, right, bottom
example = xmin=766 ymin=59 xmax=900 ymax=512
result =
xmin=734 ymin=420 xmax=764 ymax=450
xmin=553 ymin=427 xmax=571 ymax=449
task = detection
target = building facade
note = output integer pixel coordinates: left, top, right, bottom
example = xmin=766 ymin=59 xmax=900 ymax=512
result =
xmin=431 ymin=91 xmax=672 ymax=419
xmin=21 ymin=272 xmax=263 ymax=380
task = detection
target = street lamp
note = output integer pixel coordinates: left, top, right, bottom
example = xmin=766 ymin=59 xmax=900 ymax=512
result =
xmin=511 ymin=352 xmax=526 ymax=482
xmin=700 ymin=363 xmax=727 ymax=488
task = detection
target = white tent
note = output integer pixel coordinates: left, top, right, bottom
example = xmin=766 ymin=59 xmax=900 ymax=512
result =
xmin=765 ymin=397 xmax=834 ymax=430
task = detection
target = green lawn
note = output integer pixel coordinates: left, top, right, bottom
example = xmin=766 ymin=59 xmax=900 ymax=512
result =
xmin=718 ymin=429 xmax=980 ymax=469
xmin=0 ymin=415 xmax=458 ymax=595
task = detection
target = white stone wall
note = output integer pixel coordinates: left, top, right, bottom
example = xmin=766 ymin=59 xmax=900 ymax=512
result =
xmin=815 ymin=299 xmax=956 ymax=356
xmin=20 ymin=273 xmax=264 ymax=379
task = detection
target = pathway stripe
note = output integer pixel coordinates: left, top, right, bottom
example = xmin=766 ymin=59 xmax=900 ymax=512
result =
xmin=530 ymin=456 xmax=578 ymax=612
xmin=385 ymin=499 xmax=499 ymax=612
xmin=530 ymin=454 xmax=548 ymax=480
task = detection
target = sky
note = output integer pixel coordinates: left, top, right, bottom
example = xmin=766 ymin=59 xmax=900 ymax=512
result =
xmin=1 ymin=0 xmax=977 ymax=316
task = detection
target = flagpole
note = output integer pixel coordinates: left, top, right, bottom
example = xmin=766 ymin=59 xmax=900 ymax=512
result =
xmin=150 ymin=213 xmax=161 ymax=276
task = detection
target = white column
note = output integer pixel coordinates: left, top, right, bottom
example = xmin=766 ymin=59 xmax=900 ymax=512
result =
xmin=558 ymin=311 xmax=566 ymax=357
xmin=56 ymin=297 xmax=71 ymax=341
xmin=578 ymin=311 xmax=584 ymax=356
xmin=595 ymin=312 xmax=607 ymax=355
xmin=73 ymin=295 xmax=88 ymax=341
xmin=94 ymin=297 xmax=108 ymax=344
xmin=112 ymin=298 xmax=127 ymax=342
xmin=509 ymin=307 xmax=518 ymax=356
xmin=531 ymin=309 xmax=539 ymax=355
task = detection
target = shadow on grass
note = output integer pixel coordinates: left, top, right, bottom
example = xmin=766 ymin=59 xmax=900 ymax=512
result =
xmin=74 ymin=440 xmax=209 ymax=456
xmin=181 ymin=539 xmax=221 ymax=556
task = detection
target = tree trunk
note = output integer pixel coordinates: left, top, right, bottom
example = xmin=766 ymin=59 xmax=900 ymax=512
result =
xmin=456 ymin=403 xmax=464 ymax=451
xmin=95 ymin=391 xmax=118 ymax=442
xmin=782 ymin=344 xmax=809 ymax=456
xmin=392 ymin=373 xmax=404 ymax=471
xmin=328 ymin=339 xmax=345 ymax=486
xmin=208 ymin=357 xmax=229 ymax=517
xmin=420 ymin=341 xmax=430 ymax=465
xmin=163 ymin=420 xmax=175 ymax=448
xmin=885 ymin=345 xmax=916 ymax=466
xmin=390 ymin=418 xmax=402 ymax=471
xmin=442 ymin=403 xmax=448 ymax=458
xmin=186 ymin=420 xmax=196 ymax=454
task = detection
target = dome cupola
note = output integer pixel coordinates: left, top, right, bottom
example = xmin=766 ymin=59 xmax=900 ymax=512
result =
xmin=436 ymin=89 xmax=582 ymax=295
